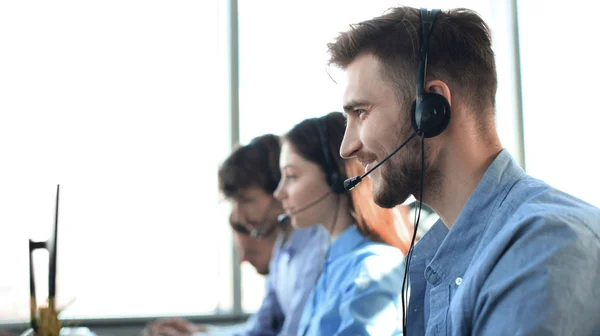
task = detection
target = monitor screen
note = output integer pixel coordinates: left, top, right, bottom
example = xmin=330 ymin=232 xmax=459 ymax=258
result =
xmin=48 ymin=185 xmax=59 ymax=299
xmin=28 ymin=184 xmax=60 ymax=332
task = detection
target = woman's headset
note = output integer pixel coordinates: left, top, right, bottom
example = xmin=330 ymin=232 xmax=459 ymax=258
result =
xmin=315 ymin=117 xmax=346 ymax=194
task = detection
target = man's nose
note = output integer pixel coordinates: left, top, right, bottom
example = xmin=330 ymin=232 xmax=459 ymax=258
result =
xmin=231 ymin=203 xmax=248 ymax=224
xmin=340 ymin=122 xmax=362 ymax=159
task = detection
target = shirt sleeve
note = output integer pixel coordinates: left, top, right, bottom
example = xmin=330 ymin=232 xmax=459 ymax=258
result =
xmin=277 ymin=243 xmax=325 ymax=336
xmin=335 ymin=255 xmax=405 ymax=336
xmin=473 ymin=215 xmax=600 ymax=335
xmin=235 ymin=273 xmax=284 ymax=336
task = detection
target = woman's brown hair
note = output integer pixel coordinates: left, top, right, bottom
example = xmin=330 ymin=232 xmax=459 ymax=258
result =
xmin=284 ymin=112 xmax=412 ymax=254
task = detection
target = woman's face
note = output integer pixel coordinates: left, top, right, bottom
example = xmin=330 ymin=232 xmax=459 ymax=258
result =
xmin=274 ymin=141 xmax=335 ymax=228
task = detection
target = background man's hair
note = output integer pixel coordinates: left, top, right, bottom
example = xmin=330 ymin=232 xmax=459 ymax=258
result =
xmin=218 ymin=134 xmax=281 ymax=198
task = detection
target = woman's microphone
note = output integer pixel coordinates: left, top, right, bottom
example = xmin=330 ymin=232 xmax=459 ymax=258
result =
xmin=343 ymin=133 xmax=418 ymax=191
xmin=277 ymin=191 xmax=332 ymax=224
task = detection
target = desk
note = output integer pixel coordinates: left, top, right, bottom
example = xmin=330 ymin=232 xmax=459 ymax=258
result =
xmin=194 ymin=323 xmax=246 ymax=336
xmin=20 ymin=327 xmax=96 ymax=336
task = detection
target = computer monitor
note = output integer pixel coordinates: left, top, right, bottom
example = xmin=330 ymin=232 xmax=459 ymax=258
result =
xmin=28 ymin=185 xmax=60 ymax=332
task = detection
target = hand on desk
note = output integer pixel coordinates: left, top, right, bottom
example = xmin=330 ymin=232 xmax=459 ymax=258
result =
xmin=142 ymin=318 xmax=207 ymax=336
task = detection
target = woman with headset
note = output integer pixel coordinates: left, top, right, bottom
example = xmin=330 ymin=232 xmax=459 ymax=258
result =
xmin=274 ymin=112 xmax=412 ymax=336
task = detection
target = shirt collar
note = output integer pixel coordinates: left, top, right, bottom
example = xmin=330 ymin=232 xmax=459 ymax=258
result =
xmin=411 ymin=220 xmax=449 ymax=263
xmin=326 ymin=225 xmax=363 ymax=262
xmin=416 ymin=149 xmax=525 ymax=285
xmin=279 ymin=226 xmax=326 ymax=258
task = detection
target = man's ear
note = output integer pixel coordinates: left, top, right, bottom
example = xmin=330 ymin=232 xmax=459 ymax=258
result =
xmin=426 ymin=80 xmax=452 ymax=106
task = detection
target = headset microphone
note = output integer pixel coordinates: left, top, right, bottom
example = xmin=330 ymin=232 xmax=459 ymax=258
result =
xmin=277 ymin=213 xmax=289 ymax=224
xmin=343 ymin=133 xmax=418 ymax=191
xmin=245 ymin=198 xmax=279 ymax=238
xmin=277 ymin=191 xmax=331 ymax=224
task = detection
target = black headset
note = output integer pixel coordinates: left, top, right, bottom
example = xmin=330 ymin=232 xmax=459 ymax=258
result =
xmin=248 ymin=136 xmax=281 ymax=193
xmin=410 ymin=8 xmax=451 ymax=138
xmin=315 ymin=117 xmax=346 ymax=194
xmin=402 ymin=8 xmax=452 ymax=334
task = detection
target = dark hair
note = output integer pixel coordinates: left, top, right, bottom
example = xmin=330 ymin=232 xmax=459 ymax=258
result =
xmin=284 ymin=112 xmax=412 ymax=252
xmin=328 ymin=6 xmax=497 ymax=124
xmin=285 ymin=112 xmax=347 ymax=189
xmin=218 ymin=134 xmax=281 ymax=198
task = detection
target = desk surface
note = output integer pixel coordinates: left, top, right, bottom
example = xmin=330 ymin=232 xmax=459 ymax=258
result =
xmin=194 ymin=323 xmax=246 ymax=336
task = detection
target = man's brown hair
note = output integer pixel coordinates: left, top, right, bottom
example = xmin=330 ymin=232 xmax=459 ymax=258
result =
xmin=328 ymin=6 xmax=497 ymax=123
xmin=218 ymin=134 xmax=281 ymax=198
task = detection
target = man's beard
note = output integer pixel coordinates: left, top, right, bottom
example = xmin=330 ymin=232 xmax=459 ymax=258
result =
xmin=373 ymin=137 xmax=440 ymax=208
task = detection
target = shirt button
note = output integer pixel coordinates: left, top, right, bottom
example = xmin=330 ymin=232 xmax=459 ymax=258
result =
xmin=455 ymin=277 xmax=463 ymax=286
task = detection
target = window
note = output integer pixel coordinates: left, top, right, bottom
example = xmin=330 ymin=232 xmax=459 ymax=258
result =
xmin=0 ymin=0 xmax=231 ymax=321
xmin=517 ymin=0 xmax=600 ymax=207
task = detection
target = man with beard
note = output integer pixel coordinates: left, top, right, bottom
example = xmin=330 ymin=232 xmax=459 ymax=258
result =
xmin=331 ymin=5 xmax=600 ymax=336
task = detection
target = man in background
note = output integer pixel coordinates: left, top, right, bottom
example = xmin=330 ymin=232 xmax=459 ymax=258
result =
xmin=145 ymin=134 xmax=329 ymax=336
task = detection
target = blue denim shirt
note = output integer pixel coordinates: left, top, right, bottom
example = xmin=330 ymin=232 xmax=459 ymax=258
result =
xmin=297 ymin=225 xmax=405 ymax=336
xmin=240 ymin=225 xmax=329 ymax=336
xmin=406 ymin=149 xmax=600 ymax=335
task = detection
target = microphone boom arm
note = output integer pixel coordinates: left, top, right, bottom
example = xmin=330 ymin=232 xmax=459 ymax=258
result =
xmin=344 ymin=133 xmax=418 ymax=191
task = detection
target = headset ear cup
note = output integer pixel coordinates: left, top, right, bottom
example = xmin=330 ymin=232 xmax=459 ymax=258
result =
xmin=411 ymin=93 xmax=451 ymax=138
xmin=330 ymin=172 xmax=346 ymax=194
xmin=315 ymin=116 xmax=347 ymax=194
